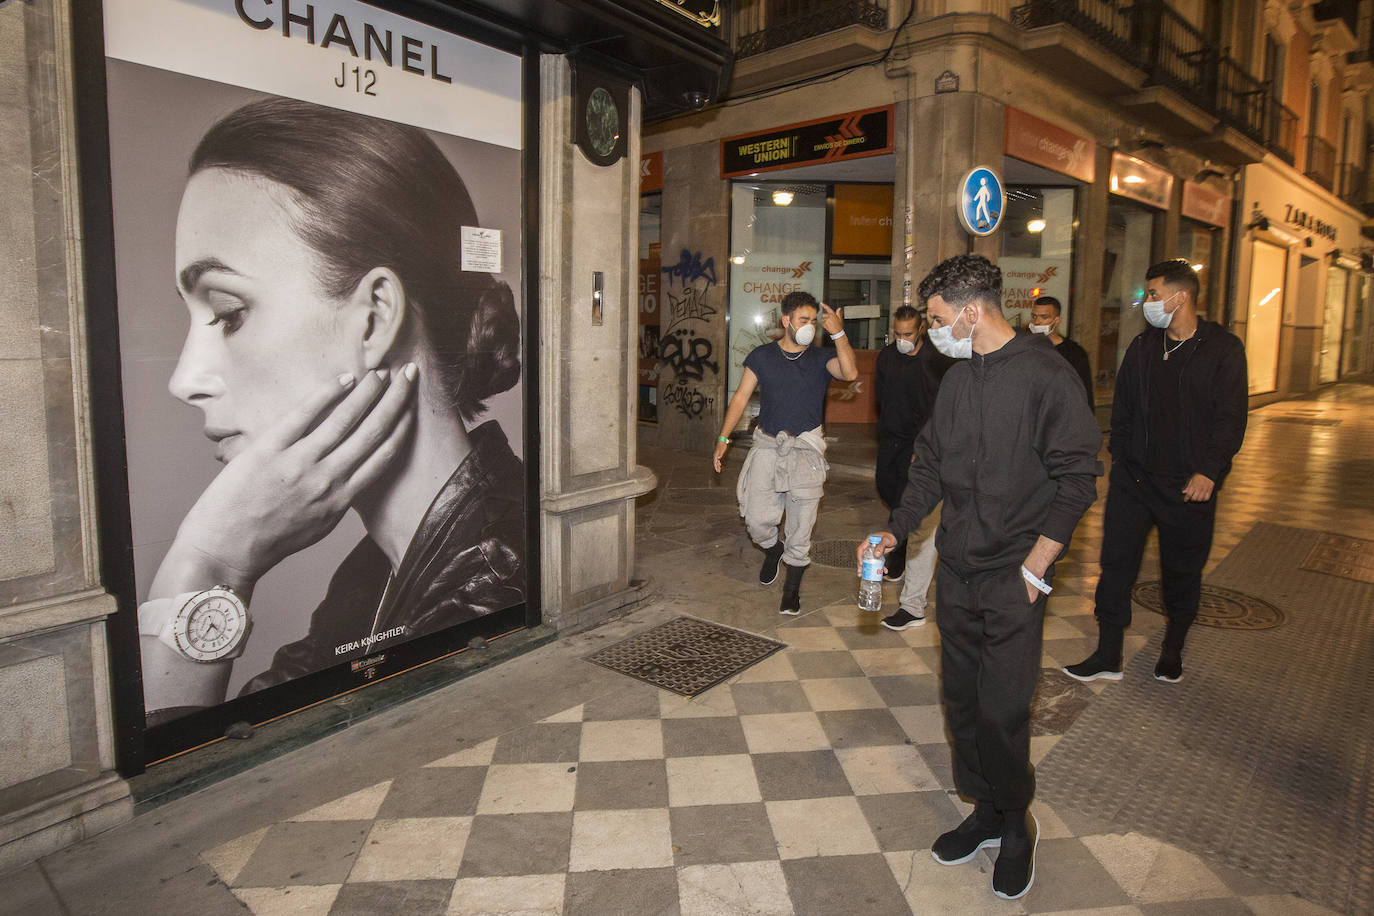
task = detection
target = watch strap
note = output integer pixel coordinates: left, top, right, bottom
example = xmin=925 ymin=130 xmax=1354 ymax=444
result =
xmin=137 ymin=591 xmax=200 ymax=639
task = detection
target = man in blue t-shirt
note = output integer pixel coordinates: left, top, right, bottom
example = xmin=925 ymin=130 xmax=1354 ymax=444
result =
xmin=713 ymin=291 xmax=858 ymax=614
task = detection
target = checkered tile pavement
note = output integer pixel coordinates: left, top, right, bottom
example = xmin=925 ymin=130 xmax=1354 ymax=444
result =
xmin=200 ymin=597 xmax=1331 ymax=915
xmin=188 ymin=383 xmax=1374 ymax=914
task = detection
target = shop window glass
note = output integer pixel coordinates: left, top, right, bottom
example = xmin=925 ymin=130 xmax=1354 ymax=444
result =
xmin=1099 ymin=201 xmax=1157 ymax=392
xmin=1000 ymin=187 xmax=1075 ymax=329
xmin=1247 ymin=240 xmax=1286 ymax=394
xmin=1177 ymin=218 xmax=1219 ymax=319
xmin=1342 ymin=273 xmax=1366 ymax=377
xmin=1321 ymin=265 xmax=1348 ymax=384
xmin=726 ymin=182 xmax=826 ymax=396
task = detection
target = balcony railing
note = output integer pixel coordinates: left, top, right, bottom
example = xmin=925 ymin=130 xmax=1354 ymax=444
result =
xmin=1215 ymin=56 xmax=1267 ymax=139
xmin=735 ymin=0 xmax=887 ymax=58
xmin=1267 ymin=99 xmax=1298 ymax=164
xmin=1012 ymin=0 xmax=1323 ymax=165
xmin=1337 ymin=164 xmax=1365 ymax=206
xmin=1010 ymin=0 xmax=1136 ymax=61
xmin=1305 ymin=135 xmax=1337 ymax=190
xmin=1140 ymin=2 xmax=1215 ymax=109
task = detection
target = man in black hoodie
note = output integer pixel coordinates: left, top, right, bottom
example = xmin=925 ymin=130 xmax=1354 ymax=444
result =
xmin=1065 ymin=259 xmax=1247 ymax=684
xmin=862 ymin=255 xmax=1102 ymax=900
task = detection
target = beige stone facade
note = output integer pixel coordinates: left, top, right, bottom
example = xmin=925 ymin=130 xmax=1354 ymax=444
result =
xmin=642 ymin=1 xmax=1374 ymax=448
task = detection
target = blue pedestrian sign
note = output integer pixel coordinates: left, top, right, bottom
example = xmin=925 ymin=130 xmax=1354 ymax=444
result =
xmin=958 ymin=166 xmax=1004 ymax=236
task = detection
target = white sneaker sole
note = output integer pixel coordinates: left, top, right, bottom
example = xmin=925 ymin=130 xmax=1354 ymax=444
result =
xmin=992 ymin=813 xmax=1039 ymax=900
xmin=1062 ymin=667 xmax=1123 ymax=683
xmin=1154 ymin=671 xmax=1183 ymax=683
xmin=779 ymin=608 xmax=801 ymax=616
xmin=931 ymin=836 xmax=1000 ymax=865
xmin=882 ymin=615 xmax=926 ymax=631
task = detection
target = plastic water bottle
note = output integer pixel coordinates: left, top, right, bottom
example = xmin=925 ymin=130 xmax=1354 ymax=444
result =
xmin=858 ymin=535 xmax=884 ymax=612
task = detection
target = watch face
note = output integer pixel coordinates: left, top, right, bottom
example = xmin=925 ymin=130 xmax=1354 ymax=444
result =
xmin=174 ymin=588 xmax=249 ymax=662
xmin=586 ymin=87 xmax=620 ymax=158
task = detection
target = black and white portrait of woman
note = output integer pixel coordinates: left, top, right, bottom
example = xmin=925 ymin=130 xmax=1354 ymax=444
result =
xmin=105 ymin=66 xmax=525 ymax=723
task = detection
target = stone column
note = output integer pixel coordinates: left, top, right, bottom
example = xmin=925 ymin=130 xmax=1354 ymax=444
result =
xmin=656 ymin=140 xmax=730 ymax=453
xmin=0 ymin=2 xmax=131 ymax=871
xmin=538 ymin=55 xmax=656 ymax=633
xmin=907 ymin=88 xmax=1006 ymax=281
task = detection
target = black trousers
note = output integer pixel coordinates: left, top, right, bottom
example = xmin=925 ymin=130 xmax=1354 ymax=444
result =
xmin=936 ymin=561 xmax=1046 ymax=812
xmin=1094 ymin=463 xmax=1217 ymax=628
xmin=877 ymin=438 xmax=915 ymax=568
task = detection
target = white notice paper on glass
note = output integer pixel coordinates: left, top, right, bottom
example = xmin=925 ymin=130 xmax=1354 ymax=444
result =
xmin=462 ymin=226 xmax=502 ymax=273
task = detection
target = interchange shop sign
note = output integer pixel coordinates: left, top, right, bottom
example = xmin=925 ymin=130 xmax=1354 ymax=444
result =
xmin=720 ymin=105 xmax=894 ymax=178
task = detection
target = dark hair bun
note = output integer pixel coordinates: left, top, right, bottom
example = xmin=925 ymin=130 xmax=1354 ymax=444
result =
xmin=457 ymin=279 xmax=521 ymax=419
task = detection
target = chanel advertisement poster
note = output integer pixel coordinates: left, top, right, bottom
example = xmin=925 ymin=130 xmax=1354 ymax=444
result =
xmin=102 ymin=0 xmax=525 ymax=728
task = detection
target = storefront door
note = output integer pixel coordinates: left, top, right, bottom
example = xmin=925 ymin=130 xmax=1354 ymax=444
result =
xmin=1247 ymin=241 xmax=1287 ymax=394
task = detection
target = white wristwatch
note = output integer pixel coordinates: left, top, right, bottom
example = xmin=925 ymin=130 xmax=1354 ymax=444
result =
xmin=138 ymin=587 xmax=251 ymax=662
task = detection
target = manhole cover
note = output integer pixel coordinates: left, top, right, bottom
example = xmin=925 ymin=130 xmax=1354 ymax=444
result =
xmin=1131 ymin=581 xmax=1284 ymax=630
xmin=811 ymin=539 xmax=861 ymax=569
xmin=584 ymin=616 xmax=786 ymax=696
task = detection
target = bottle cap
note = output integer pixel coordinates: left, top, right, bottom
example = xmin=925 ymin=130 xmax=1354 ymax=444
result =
xmin=868 ymin=535 xmax=881 ymax=544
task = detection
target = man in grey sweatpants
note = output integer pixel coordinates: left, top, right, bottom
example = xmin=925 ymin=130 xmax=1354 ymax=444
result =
xmin=714 ymin=291 xmax=858 ymax=614
xmin=863 ymin=255 xmax=1102 ymax=900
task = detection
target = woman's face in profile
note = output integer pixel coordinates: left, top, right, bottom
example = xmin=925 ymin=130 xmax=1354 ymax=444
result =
xmin=170 ymin=168 xmax=358 ymax=463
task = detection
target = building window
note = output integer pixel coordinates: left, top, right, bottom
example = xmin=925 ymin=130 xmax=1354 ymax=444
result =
xmin=999 ymin=186 xmax=1076 ymax=329
xmin=1099 ymin=200 xmax=1159 ymax=394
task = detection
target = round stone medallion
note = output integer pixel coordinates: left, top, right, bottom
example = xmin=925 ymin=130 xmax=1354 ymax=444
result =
xmin=1132 ymin=581 xmax=1285 ymax=630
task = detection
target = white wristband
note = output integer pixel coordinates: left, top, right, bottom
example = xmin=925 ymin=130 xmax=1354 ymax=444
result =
xmin=829 ymin=330 xmax=845 ymax=340
xmin=1021 ymin=565 xmax=1052 ymax=595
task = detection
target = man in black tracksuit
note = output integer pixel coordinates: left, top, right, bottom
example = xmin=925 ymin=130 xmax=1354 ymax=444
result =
xmin=874 ymin=304 xmax=953 ymax=600
xmin=1066 ymin=258 xmax=1247 ymax=684
xmin=864 ymin=255 xmax=1102 ymax=901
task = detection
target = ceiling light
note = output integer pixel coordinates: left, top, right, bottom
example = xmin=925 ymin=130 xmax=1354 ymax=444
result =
xmin=772 ymin=189 xmax=794 ymax=206
xmin=731 ymin=255 xmax=746 ymax=265
xmin=1122 ymin=175 xmax=1145 ymax=184
xmin=1191 ymin=263 xmax=1204 ymax=272
xmin=1026 ymin=219 xmax=1046 ymax=233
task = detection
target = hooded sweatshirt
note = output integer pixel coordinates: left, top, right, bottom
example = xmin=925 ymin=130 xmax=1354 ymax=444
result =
xmin=889 ymin=332 xmax=1103 ymax=577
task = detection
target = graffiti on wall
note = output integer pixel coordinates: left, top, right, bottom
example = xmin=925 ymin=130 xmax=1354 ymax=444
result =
xmin=657 ymin=249 xmax=720 ymax=421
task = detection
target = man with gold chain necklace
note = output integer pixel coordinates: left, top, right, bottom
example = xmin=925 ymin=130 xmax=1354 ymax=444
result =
xmin=1066 ymin=258 xmax=1248 ymax=684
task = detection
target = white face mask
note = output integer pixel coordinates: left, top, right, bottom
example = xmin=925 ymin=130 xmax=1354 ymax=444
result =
xmin=1029 ymin=322 xmax=1052 ymax=336
xmin=895 ymin=338 xmax=916 ymax=354
xmin=928 ymin=311 xmax=974 ymax=359
xmin=1142 ymin=291 xmax=1179 ymax=329
xmin=792 ymin=322 xmax=816 ymax=347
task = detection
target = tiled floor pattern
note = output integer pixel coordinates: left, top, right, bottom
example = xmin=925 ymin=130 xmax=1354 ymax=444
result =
xmin=187 ymin=383 xmax=1374 ymax=914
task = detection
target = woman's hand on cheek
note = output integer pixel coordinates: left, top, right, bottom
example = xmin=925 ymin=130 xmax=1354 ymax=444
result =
xmin=161 ymin=365 xmax=419 ymax=594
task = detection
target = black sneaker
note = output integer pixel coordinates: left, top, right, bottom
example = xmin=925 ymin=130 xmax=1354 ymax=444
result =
xmin=992 ymin=812 xmax=1039 ymax=900
xmin=1154 ymin=646 xmax=1183 ymax=682
xmin=883 ymin=565 xmax=905 ymax=582
xmin=930 ymin=810 xmax=1002 ymax=865
xmin=1063 ymin=650 xmax=1123 ymax=683
xmin=758 ymin=541 xmax=785 ymax=586
xmin=882 ymin=608 xmax=926 ymax=631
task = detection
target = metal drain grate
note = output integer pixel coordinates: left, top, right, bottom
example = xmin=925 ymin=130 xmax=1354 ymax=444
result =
xmin=1131 ymin=581 xmax=1284 ymax=629
xmin=584 ymin=616 xmax=787 ymax=696
xmin=810 ymin=539 xmax=861 ymax=569
xmin=1301 ymin=533 xmax=1374 ymax=584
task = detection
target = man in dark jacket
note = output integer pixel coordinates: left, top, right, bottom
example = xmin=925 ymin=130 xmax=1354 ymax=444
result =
xmin=862 ymin=255 xmax=1102 ymax=901
xmin=1028 ymin=295 xmax=1094 ymax=409
xmin=1065 ymin=258 xmax=1247 ymax=684
xmin=873 ymin=304 xmax=953 ymax=628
